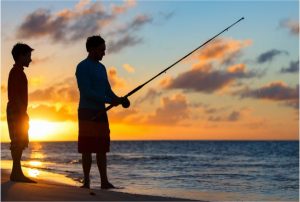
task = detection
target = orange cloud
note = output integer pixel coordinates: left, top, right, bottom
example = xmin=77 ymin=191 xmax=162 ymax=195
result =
xmin=123 ymin=64 xmax=135 ymax=73
xmin=108 ymin=108 xmax=139 ymax=124
xmin=28 ymin=76 xmax=44 ymax=87
xmin=111 ymin=0 xmax=136 ymax=14
xmin=194 ymin=38 xmax=252 ymax=65
xmin=29 ymin=77 xmax=79 ymax=103
xmin=75 ymin=0 xmax=91 ymax=10
xmin=227 ymin=63 xmax=246 ymax=73
xmin=28 ymin=104 xmax=76 ymax=121
xmin=135 ymin=88 xmax=162 ymax=105
xmin=1 ymin=84 xmax=7 ymax=94
xmin=145 ymin=94 xmax=190 ymax=125
xmin=108 ymin=67 xmax=126 ymax=88
xmin=280 ymin=19 xmax=299 ymax=36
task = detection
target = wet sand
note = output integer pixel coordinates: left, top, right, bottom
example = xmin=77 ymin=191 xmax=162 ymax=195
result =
xmin=1 ymin=168 xmax=198 ymax=201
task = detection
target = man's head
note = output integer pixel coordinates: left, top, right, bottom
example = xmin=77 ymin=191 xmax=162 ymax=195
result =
xmin=86 ymin=35 xmax=106 ymax=61
xmin=11 ymin=43 xmax=34 ymax=67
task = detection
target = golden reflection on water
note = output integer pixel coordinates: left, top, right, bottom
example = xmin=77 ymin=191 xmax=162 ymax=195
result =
xmin=28 ymin=160 xmax=42 ymax=167
xmin=30 ymin=142 xmax=46 ymax=159
xmin=27 ymin=168 xmax=40 ymax=178
xmin=30 ymin=152 xmax=45 ymax=159
xmin=26 ymin=142 xmax=45 ymax=178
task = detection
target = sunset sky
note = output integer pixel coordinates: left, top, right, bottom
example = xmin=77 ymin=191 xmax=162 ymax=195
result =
xmin=1 ymin=0 xmax=299 ymax=142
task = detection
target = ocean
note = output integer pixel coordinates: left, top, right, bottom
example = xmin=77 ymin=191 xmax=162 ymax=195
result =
xmin=1 ymin=141 xmax=299 ymax=201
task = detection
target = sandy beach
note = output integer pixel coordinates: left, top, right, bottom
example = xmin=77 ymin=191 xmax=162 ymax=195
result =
xmin=1 ymin=168 xmax=197 ymax=201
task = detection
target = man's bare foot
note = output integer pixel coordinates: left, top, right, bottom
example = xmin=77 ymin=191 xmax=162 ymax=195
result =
xmin=80 ymin=179 xmax=90 ymax=189
xmin=80 ymin=184 xmax=90 ymax=189
xmin=101 ymin=182 xmax=115 ymax=189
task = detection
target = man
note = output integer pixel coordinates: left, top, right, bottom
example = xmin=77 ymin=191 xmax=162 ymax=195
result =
xmin=75 ymin=35 xmax=130 ymax=189
xmin=6 ymin=43 xmax=36 ymax=183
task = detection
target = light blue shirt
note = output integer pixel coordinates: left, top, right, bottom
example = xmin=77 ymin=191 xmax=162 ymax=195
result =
xmin=75 ymin=58 xmax=118 ymax=110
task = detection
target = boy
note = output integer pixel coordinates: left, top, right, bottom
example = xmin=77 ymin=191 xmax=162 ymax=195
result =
xmin=6 ymin=43 xmax=35 ymax=183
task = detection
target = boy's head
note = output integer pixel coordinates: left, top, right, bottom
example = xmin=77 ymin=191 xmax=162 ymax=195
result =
xmin=86 ymin=35 xmax=106 ymax=61
xmin=11 ymin=43 xmax=34 ymax=67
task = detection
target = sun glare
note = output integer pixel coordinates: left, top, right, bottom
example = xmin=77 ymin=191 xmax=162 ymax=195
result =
xmin=29 ymin=120 xmax=59 ymax=141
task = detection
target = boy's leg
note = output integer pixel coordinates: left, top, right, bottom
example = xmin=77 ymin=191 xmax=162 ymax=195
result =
xmin=10 ymin=147 xmax=36 ymax=183
xmin=11 ymin=147 xmax=23 ymax=178
xmin=81 ymin=153 xmax=92 ymax=188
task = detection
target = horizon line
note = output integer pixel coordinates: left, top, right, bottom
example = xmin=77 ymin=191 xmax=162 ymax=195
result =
xmin=1 ymin=139 xmax=299 ymax=143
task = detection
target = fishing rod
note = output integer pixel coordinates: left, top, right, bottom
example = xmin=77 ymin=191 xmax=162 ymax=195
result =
xmin=94 ymin=17 xmax=244 ymax=119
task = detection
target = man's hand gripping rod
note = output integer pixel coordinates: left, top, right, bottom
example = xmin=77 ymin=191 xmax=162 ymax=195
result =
xmin=93 ymin=17 xmax=244 ymax=120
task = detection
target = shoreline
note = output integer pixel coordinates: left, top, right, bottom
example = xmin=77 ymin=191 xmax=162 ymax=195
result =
xmin=1 ymin=168 xmax=198 ymax=201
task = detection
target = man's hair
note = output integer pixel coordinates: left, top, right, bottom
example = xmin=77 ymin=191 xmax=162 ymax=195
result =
xmin=11 ymin=43 xmax=34 ymax=61
xmin=86 ymin=35 xmax=105 ymax=52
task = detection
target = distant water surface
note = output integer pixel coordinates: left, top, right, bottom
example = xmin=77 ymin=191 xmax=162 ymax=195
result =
xmin=1 ymin=141 xmax=299 ymax=201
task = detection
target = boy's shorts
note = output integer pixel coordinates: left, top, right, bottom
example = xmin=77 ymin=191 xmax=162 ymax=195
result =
xmin=6 ymin=108 xmax=29 ymax=150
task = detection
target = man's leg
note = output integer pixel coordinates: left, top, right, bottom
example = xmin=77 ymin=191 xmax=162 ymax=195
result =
xmin=81 ymin=152 xmax=92 ymax=188
xmin=96 ymin=152 xmax=115 ymax=189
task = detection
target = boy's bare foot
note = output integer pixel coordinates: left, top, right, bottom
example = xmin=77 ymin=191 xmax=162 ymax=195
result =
xmin=10 ymin=175 xmax=37 ymax=183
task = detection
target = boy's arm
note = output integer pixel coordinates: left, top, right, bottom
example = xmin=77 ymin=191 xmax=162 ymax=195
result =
xmin=7 ymin=71 xmax=26 ymax=114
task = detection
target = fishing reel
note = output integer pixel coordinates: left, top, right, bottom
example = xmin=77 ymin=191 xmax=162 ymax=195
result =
xmin=121 ymin=97 xmax=130 ymax=108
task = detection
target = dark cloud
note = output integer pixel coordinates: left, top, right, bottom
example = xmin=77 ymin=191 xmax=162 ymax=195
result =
xmin=227 ymin=111 xmax=241 ymax=121
xmin=161 ymin=38 xmax=257 ymax=94
xmin=107 ymin=35 xmax=142 ymax=54
xmin=68 ymin=11 xmax=114 ymax=42
xmin=204 ymin=107 xmax=218 ymax=114
xmin=108 ymin=108 xmax=139 ymax=123
xmin=135 ymin=88 xmax=162 ymax=105
xmin=208 ymin=110 xmax=241 ymax=122
xmin=208 ymin=116 xmax=222 ymax=122
xmin=29 ymin=77 xmax=79 ymax=103
xmin=238 ymin=82 xmax=299 ymax=109
xmin=145 ymin=94 xmax=189 ymax=125
xmin=17 ymin=9 xmax=57 ymax=39
xmin=159 ymin=11 xmax=174 ymax=20
xmin=280 ymin=60 xmax=299 ymax=73
xmin=162 ymin=63 xmax=258 ymax=93
xmin=129 ymin=14 xmax=153 ymax=31
xmin=16 ymin=3 xmax=113 ymax=43
xmin=239 ymin=82 xmax=298 ymax=101
xmin=280 ymin=19 xmax=299 ymax=36
xmin=16 ymin=1 xmax=154 ymax=53
xmin=256 ymin=49 xmax=288 ymax=64
xmin=105 ymin=14 xmax=152 ymax=53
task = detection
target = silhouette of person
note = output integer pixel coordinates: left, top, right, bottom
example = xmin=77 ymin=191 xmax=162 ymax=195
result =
xmin=75 ymin=35 xmax=130 ymax=189
xmin=6 ymin=43 xmax=36 ymax=183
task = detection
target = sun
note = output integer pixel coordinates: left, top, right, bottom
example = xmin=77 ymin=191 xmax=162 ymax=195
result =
xmin=28 ymin=120 xmax=58 ymax=141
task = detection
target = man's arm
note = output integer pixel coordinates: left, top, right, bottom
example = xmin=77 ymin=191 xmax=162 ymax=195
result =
xmin=76 ymin=65 xmax=112 ymax=103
